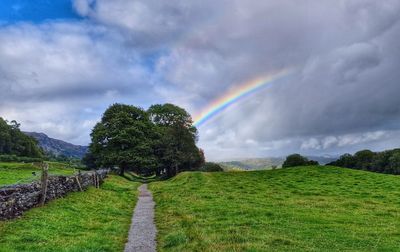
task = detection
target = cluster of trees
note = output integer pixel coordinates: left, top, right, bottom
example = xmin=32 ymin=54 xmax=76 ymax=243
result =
xmin=282 ymin=154 xmax=319 ymax=168
xmin=0 ymin=118 xmax=43 ymax=159
xmin=84 ymin=103 xmax=205 ymax=178
xmin=282 ymin=149 xmax=400 ymax=175
xmin=328 ymin=149 xmax=400 ymax=175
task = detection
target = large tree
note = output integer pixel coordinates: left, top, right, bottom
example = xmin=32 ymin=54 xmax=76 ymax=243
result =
xmin=88 ymin=104 xmax=157 ymax=175
xmin=148 ymin=104 xmax=204 ymax=177
xmin=86 ymin=103 xmax=204 ymax=177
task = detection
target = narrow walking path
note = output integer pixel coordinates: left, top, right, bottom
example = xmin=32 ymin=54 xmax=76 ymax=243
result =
xmin=124 ymin=184 xmax=157 ymax=252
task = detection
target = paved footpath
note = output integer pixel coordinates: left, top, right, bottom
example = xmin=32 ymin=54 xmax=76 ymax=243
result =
xmin=124 ymin=184 xmax=157 ymax=252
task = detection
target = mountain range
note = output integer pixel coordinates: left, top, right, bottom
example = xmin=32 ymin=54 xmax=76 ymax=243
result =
xmin=219 ymin=156 xmax=337 ymax=171
xmin=24 ymin=132 xmax=88 ymax=159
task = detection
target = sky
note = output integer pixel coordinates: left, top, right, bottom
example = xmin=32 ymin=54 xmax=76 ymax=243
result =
xmin=0 ymin=0 xmax=400 ymax=161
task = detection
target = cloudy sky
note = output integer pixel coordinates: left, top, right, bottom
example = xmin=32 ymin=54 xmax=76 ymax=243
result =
xmin=0 ymin=0 xmax=399 ymax=161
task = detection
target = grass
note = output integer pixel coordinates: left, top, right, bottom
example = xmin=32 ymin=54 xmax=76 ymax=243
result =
xmin=123 ymin=171 xmax=158 ymax=183
xmin=0 ymin=175 xmax=139 ymax=252
xmin=150 ymin=166 xmax=400 ymax=251
xmin=0 ymin=162 xmax=79 ymax=186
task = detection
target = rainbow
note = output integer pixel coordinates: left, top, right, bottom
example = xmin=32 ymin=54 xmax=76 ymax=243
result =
xmin=193 ymin=69 xmax=292 ymax=127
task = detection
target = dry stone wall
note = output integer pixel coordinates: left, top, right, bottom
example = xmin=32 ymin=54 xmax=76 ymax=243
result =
xmin=0 ymin=169 xmax=109 ymax=220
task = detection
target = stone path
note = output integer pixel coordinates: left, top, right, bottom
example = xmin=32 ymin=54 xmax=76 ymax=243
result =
xmin=124 ymin=184 xmax=157 ymax=252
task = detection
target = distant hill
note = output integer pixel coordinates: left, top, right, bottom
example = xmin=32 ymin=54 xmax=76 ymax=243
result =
xmin=219 ymin=155 xmax=337 ymax=171
xmin=24 ymin=132 xmax=88 ymax=159
xmin=219 ymin=158 xmax=284 ymax=171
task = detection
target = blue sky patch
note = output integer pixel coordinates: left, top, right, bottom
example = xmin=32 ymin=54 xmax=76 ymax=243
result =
xmin=0 ymin=0 xmax=80 ymax=23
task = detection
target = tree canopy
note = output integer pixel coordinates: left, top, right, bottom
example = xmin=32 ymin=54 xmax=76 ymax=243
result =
xmin=328 ymin=149 xmax=400 ymax=175
xmin=87 ymin=104 xmax=157 ymax=175
xmin=148 ymin=103 xmax=203 ymax=177
xmin=0 ymin=117 xmax=43 ymax=158
xmin=282 ymin=154 xmax=319 ymax=168
xmin=85 ymin=103 xmax=204 ymax=177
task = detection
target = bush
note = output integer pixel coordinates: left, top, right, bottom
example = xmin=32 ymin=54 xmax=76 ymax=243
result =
xmin=200 ymin=162 xmax=224 ymax=172
xmin=282 ymin=154 xmax=319 ymax=168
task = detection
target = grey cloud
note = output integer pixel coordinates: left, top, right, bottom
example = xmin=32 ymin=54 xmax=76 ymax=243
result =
xmin=343 ymin=0 xmax=400 ymax=38
xmin=149 ymin=1 xmax=400 ymax=159
xmin=331 ymin=43 xmax=381 ymax=84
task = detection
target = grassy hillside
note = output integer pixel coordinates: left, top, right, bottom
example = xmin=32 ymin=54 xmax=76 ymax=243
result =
xmin=0 ymin=162 xmax=77 ymax=186
xmin=0 ymin=175 xmax=139 ymax=252
xmin=150 ymin=166 xmax=400 ymax=251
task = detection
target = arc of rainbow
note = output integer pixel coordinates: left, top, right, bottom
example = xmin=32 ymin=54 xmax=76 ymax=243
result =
xmin=193 ymin=69 xmax=292 ymax=127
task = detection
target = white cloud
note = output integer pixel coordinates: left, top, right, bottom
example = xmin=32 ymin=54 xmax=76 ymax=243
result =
xmin=322 ymin=136 xmax=338 ymax=149
xmin=299 ymin=131 xmax=388 ymax=152
xmin=0 ymin=22 xmax=157 ymax=144
xmin=301 ymin=138 xmax=321 ymax=150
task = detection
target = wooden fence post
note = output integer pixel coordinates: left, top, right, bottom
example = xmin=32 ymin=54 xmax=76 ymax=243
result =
xmin=95 ymin=172 xmax=99 ymax=188
xmin=40 ymin=163 xmax=49 ymax=206
xmin=75 ymin=176 xmax=83 ymax=192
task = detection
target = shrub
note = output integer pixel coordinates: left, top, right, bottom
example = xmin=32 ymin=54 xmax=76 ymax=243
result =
xmin=282 ymin=154 xmax=319 ymax=168
xmin=200 ymin=162 xmax=224 ymax=172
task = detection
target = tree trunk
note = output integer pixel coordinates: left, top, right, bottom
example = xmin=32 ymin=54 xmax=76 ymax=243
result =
xmin=119 ymin=165 xmax=126 ymax=176
xmin=175 ymin=163 xmax=179 ymax=176
xmin=167 ymin=167 xmax=173 ymax=178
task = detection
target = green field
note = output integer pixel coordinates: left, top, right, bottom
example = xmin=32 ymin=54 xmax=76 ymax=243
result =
xmin=1 ymin=164 xmax=400 ymax=251
xmin=150 ymin=166 xmax=400 ymax=251
xmin=0 ymin=162 xmax=78 ymax=186
xmin=0 ymin=175 xmax=139 ymax=252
